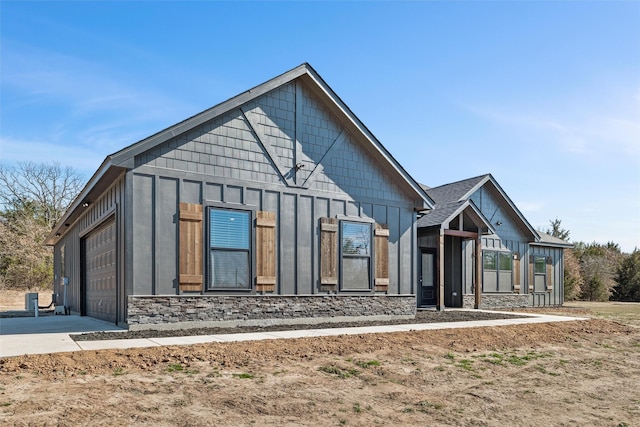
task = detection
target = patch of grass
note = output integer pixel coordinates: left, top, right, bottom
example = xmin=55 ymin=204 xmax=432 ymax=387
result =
xmin=506 ymin=355 xmax=528 ymax=366
xmin=112 ymin=367 xmax=126 ymax=376
xmin=483 ymin=352 xmax=505 ymax=365
xmin=0 ymin=402 xmax=11 ymax=407
xmin=476 ymin=350 xmax=553 ymax=367
xmin=352 ymin=403 xmax=362 ymax=413
xmin=15 ymin=375 xmax=23 ymax=380
xmin=401 ymin=407 xmax=414 ymax=413
xmin=232 ymin=372 xmax=255 ymax=379
xmin=355 ymin=360 xmax=381 ymax=369
xmin=444 ymin=352 xmax=455 ymax=361
xmin=456 ymin=359 xmax=474 ymax=371
xmin=338 ymin=419 xmax=347 ymax=425
xmin=167 ymin=363 xmax=198 ymax=374
xmin=535 ymin=365 xmax=560 ymax=376
xmin=318 ymin=364 xmax=359 ymax=379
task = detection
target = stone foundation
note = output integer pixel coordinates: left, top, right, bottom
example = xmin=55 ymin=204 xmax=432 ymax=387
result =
xmin=462 ymin=294 xmax=530 ymax=310
xmin=127 ymin=294 xmax=417 ymax=330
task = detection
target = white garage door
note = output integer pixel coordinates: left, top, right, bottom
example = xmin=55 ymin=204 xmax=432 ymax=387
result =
xmin=84 ymin=218 xmax=117 ymax=323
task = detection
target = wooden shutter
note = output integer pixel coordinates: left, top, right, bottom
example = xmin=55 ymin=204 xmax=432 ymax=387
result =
xmin=546 ymin=256 xmax=553 ymax=292
xmin=528 ymin=254 xmax=534 ymax=293
xmin=513 ymin=252 xmax=521 ymax=293
xmin=320 ymin=217 xmax=338 ymax=291
xmin=179 ymin=203 xmax=203 ymax=292
xmin=256 ymin=211 xmax=277 ymax=292
xmin=374 ymin=224 xmax=389 ymax=292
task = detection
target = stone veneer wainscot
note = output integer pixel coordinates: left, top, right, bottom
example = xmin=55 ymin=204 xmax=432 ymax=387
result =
xmin=127 ymin=295 xmax=417 ymax=330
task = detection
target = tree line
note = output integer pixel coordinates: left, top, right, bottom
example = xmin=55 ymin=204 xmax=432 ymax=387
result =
xmin=546 ymin=219 xmax=640 ymax=302
xmin=0 ymin=162 xmax=84 ymax=290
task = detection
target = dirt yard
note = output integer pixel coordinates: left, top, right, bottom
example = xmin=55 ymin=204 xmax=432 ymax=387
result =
xmin=1 ymin=292 xmax=639 ymax=426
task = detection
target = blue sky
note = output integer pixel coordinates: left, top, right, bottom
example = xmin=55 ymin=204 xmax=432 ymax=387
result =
xmin=1 ymin=1 xmax=639 ymax=252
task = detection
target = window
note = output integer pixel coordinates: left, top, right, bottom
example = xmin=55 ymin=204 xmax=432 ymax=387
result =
xmin=208 ymin=209 xmax=251 ymax=289
xmin=498 ymin=252 xmax=512 ymax=272
xmin=533 ymin=255 xmax=547 ymax=293
xmin=482 ymin=250 xmax=513 ymax=293
xmin=483 ymin=251 xmax=497 ymax=270
xmin=341 ymin=221 xmax=372 ymax=290
xmin=534 ymin=256 xmax=546 ymax=274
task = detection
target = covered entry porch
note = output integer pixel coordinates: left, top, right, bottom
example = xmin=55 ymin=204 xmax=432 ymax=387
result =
xmin=416 ymin=201 xmax=493 ymax=310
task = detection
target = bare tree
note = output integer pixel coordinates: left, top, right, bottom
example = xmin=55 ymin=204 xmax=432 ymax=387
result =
xmin=0 ymin=162 xmax=85 ymax=289
xmin=0 ymin=162 xmax=84 ymax=228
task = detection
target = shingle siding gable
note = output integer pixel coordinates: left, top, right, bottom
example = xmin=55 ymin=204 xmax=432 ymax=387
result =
xmin=470 ymin=187 xmax=527 ymax=242
xmin=134 ymin=80 xmax=413 ymax=204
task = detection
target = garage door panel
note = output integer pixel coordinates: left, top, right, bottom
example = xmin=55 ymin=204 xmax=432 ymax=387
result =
xmin=85 ymin=219 xmax=117 ymax=323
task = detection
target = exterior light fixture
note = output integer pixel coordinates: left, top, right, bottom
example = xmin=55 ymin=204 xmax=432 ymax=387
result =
xmin=495 ymin=221 xmax=502 ymax=226
xmin=82 ymin=201 xmax=90 ymax=207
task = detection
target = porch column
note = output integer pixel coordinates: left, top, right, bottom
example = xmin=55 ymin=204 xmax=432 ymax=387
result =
xmin=438 ymin=229 xmax=445 ymax=311
xmin=475 ymin=233 xmax=482 ymax=309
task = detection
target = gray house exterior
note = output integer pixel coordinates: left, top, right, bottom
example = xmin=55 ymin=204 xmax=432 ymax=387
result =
xmin=416 ymin=174 xmax=571 ymax=310
xmin=47 ymin=63 xmax=434 ymax=329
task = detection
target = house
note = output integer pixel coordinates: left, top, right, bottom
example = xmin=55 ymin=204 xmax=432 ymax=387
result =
xmin=416 ymin=174 xmax=572 ymax=310
xmin=46 ymin=63 xmax=435 ymax=329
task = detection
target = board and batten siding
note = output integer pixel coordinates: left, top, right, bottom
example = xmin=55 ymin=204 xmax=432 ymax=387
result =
xmin=127 ymin=79 xmax=420 ymax=298
xmin=53 ymin=174 xmax=127 ymax=323
xmin=129 ymin=173 xmax=416 ymax=297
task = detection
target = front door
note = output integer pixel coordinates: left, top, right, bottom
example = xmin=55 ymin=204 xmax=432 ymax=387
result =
xmin=419 ymin=249 xmax=437 ymax=306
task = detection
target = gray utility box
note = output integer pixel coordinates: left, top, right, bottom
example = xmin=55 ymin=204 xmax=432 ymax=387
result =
xmin=25 ymin=293 xmax=38 ymax=310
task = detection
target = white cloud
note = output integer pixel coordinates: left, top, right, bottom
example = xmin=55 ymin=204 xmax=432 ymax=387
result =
xmin=1 ymin=40 xmax=195 ymax=161
xmin=463 ymin=86 xmax=640 ymax=160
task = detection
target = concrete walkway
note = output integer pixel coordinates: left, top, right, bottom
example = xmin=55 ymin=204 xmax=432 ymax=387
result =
xmin=0 ymin=311 xmax=589 ymax=358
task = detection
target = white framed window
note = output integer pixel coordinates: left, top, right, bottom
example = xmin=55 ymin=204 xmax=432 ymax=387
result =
xmin=340 ymin=221 xmax=372 ymax=291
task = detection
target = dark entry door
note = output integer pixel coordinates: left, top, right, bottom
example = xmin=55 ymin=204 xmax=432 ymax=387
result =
xmin=419 ymin=250 xmax=437 ymax=306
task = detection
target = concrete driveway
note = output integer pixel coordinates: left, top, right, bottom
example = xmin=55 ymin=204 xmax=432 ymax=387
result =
xmin=0 ymin=315 xmax=124 ymax=358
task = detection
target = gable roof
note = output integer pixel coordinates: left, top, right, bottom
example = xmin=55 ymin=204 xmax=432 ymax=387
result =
xmin=534 ymin=232 xmax=574 ymax=248
xmin=416 ymin=199 xmax=496 ymax=234
xmin=423 ymin=175 xmax=488 ymax=205
xmin=47 ymin=63 xmax=433 ymax=244
xmin=419 ymin=173 xmax=541 ymax=242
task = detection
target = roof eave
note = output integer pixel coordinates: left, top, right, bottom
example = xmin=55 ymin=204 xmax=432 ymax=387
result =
xmin=45 ymin=158 xmax=120 ymax=245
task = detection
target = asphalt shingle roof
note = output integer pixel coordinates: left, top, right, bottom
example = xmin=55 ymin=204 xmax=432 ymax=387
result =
xmin=425 ymin=174 xmax=489 ymax=204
